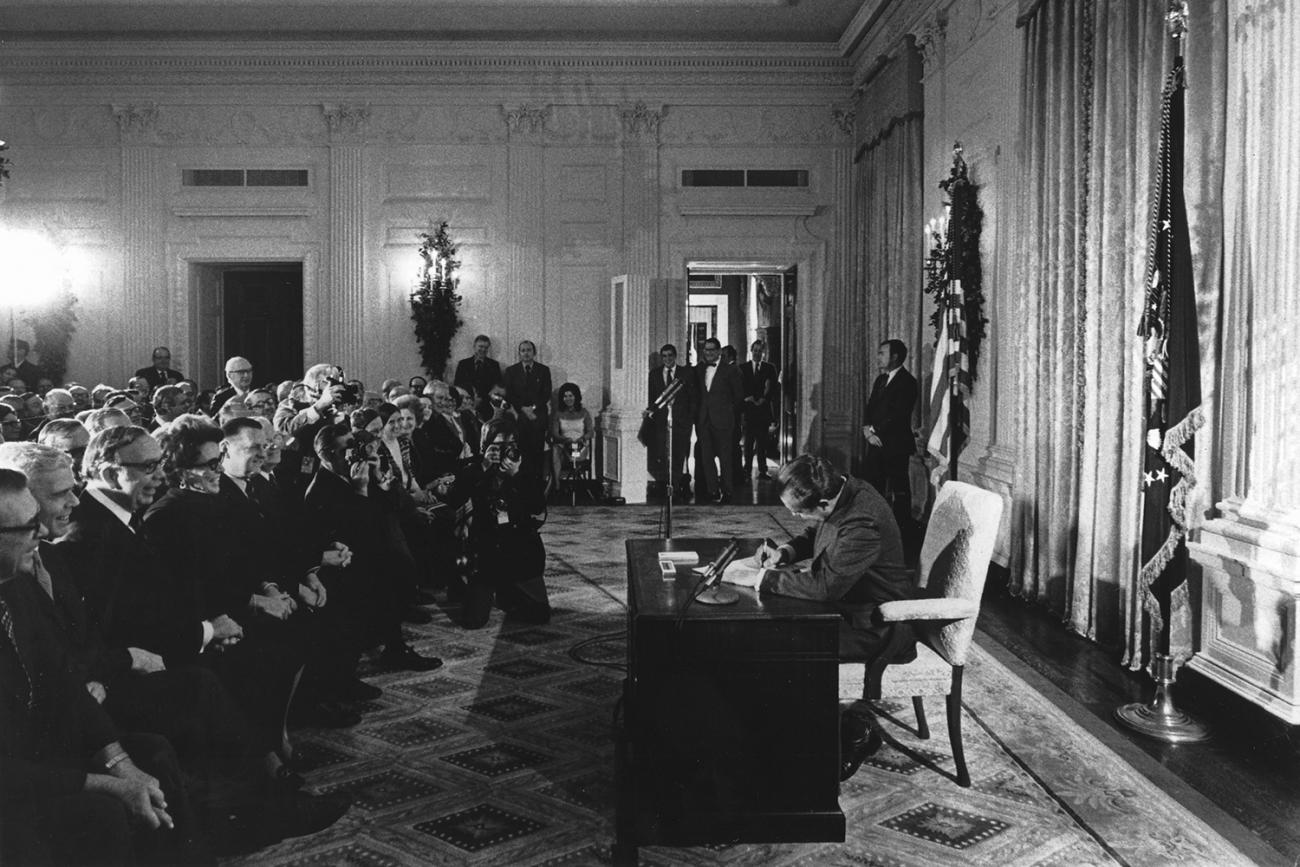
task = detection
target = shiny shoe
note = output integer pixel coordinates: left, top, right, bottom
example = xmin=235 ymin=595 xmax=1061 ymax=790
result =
xmin=377 ymin=644 xmax=443 ymax=672
xmin=839 ymin=728 xmax=883 ymax=781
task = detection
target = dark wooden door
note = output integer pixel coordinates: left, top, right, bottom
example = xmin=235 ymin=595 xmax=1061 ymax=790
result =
xmin=221 ymin=266 xmax=303 ymax=387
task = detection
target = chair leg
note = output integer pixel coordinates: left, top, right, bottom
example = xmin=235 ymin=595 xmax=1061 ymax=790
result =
xmin=947 ymin=666 xmax=969 ymax=787
xmin=912 ymin=696 xmax=930 ymax=739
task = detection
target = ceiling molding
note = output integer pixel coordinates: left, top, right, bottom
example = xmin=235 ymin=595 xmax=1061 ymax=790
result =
xmin=836 ymin=0 xmax=890 ymax=57
xmin=0 ymin=40 xmax=853 ymax=90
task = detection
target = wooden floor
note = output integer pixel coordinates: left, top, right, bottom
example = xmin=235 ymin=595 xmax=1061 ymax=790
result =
xmin=704 ymin=471 xmax=1300 ymax=863
xmin=979 ymin=583 xmax=1300 ymax=864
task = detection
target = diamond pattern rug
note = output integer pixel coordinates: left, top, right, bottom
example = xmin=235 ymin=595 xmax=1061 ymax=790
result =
xmin=223 ymin=505 xmax=1250 ymax=866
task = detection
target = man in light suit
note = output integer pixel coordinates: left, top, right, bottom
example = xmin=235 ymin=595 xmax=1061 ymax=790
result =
xmin=644 ymin=343 xmax=696 ymax=500
xmin=694 ymin=337 xmax=744 ymax=505
xmin=502 ymin=340 xmax=552 ymax=488
xmin=756 ymin=454 xmax=917 ymax=781
xmin=862 ymin=339 xmax=918 ymax=524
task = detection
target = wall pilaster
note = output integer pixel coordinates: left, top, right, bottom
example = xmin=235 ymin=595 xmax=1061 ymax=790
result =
xmin=503 ymin=105 xmax=549 ymax=352
xmin=821 ymin=115 xmax=858 ymax=468
xmin=114 ymin=104 xmax=162 ymax=375
xmin=324 ymin=103 xmax=369 ymax=372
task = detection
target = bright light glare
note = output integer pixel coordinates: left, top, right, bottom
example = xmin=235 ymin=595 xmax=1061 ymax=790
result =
xmin=0 ymin=228 xmax=66 ymax=308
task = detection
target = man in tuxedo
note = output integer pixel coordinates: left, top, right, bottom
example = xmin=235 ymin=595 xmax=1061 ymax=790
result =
xmin=644 ymin=343 xmax=695 ymax=500
xmin=862 ymin=339 xmax=919 ymax=526
xmin=694 ymin=337 xmax=745 ymax=505
xmin=134 ymin=346 xmax=186 ymax=392
xmin=502 ymin=340 xmax=552 ymax=487
xmin=741 ymin=340 xmax=778 ymax=480
xmin=453 ymin=334 xmax=502 ymax=410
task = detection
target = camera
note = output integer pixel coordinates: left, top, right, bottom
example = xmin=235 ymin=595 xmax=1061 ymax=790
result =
xmin=326 ymin=370 xmax=362 ymax=407
xmin=345 ymin=430 xmax=375 ymax=466
xmin=487 ymin=441 xmax=520 ymax=464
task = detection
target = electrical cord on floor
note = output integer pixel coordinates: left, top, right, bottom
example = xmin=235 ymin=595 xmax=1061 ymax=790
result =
xmin=568 ymin=631 xmax=627 ymax=671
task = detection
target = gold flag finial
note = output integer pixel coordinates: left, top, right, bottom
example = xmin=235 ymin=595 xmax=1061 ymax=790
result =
xmin=1165 ymin=0 xmax=1188 ymax=40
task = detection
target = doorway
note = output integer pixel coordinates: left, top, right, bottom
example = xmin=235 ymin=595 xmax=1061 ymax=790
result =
xmin=685 ymin=263 xmax=798 ymax=483
xmin=189 ymin=262 xmax=304 ymax=390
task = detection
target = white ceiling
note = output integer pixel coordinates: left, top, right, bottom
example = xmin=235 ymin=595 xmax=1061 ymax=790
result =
xmin=0 ymin=0 xmax=877 ymax=45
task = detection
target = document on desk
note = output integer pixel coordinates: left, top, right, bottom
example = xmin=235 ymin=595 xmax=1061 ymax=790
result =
xmin=721 ymin=556 xmax=810 ymax=589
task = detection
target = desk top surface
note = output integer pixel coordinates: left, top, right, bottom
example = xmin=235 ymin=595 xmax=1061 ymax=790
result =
xmin=626 ymin=537 xmax=840 ymax=621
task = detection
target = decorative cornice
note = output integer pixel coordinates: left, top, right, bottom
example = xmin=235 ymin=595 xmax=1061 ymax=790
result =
xmin=0 ymin=40 xmax=852 ymax=90
xmin=322 ymin=103 xmax=371 ymax=140
xmin=111 ymin=103 xmax=158 ymax=141
xmin=502 ymin=104 xmax=549 ymax=136
xmin=620 ymin=101 xmax=666 ymax=137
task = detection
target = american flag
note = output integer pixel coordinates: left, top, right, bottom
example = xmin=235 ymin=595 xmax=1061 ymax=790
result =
xmin=1136 ymin=56 xmax=1202 ymax=661
xmin=927 ymin=278 xmax=970 ymax=470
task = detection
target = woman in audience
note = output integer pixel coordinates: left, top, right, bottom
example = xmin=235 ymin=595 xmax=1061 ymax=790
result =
xmin=549 ymin=381 xmax=593 ymax=483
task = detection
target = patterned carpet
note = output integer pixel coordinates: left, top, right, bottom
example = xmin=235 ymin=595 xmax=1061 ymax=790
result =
xmin=225 ymin=505 xmax=1251 ymax=866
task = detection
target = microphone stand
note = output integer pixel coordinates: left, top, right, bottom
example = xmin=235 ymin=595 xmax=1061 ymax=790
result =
xmin=650 ymin=376 xmax=684 ymax=539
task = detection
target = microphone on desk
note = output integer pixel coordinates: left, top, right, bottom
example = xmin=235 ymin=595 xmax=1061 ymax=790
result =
xmin=691 ymin=538 xmax=741 ymax=607
xmin=650 ymin=376 xmax=685 ymax=411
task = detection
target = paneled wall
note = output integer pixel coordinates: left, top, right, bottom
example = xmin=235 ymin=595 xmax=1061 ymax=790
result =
xmin=0 ymin=43 xmax=850 ymax=491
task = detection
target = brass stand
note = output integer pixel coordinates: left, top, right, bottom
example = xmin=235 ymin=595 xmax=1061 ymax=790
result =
xmin=1114 ymin=652 xmax=1210 ymax=743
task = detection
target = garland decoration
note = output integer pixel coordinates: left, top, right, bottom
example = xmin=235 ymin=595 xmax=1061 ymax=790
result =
xmin=409 ymin=221 xmax=464 ymax=379
xmin=924 ymin=143 xmax=988 ymax=379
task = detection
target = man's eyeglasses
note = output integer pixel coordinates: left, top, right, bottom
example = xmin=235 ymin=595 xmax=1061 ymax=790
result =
xmin=227 ymin=368 xmax=253 ymax=376
xmin=116 ymin=459 xmax=162 ymax=475
xmin=0 ymin=518 xmax=42 ymax=539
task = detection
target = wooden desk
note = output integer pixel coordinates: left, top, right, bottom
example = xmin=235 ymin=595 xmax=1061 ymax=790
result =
xmin=614 ymin=538 xmax=845 ymax=864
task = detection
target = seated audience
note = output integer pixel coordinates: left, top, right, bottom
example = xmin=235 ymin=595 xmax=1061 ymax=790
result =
xmin=37 ymin=418 xmax=90 ymax=480
xmin=85 ymin=406 xmax=131 ymax=436
xmin=150 ymin=384 xmax=187 ymax=429
xmin=0 ymin=404 xmax=22 ymax=442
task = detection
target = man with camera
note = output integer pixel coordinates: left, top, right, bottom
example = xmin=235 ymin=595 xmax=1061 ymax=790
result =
xmin=442 ymin=416 xmax=551 ymax=629
xmin=274 ymin=363 xmax=358 ymax=495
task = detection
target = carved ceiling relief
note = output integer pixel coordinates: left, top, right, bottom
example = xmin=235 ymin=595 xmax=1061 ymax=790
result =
xmin=323 ymin=103 xmax=371 ymax=143
xmin=152 ymin=105 xmax=320 ymax=146
xmin=111 ymin=103 xmax=159 ymax=145
xmin=832 ymin=106 xmax=856 ymax=137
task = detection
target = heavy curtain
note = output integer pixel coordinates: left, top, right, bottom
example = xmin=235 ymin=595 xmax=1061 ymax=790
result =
xmin=847 ymin=42 xmax=925 ymax=476
xmin=1011 ymin=0 xmax=1226 ymax=666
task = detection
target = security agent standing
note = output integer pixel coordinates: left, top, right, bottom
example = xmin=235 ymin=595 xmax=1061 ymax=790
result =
xmin=756 ymin=454 xmax=917 ymax=781
xmin=862 ymin=339 xmax=918 ymax=525
xmin=444 ymin=416 xmax=551 ymax=629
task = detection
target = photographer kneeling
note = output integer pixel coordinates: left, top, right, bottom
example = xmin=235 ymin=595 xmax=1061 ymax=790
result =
xmin=444 ymin=416 xmax=551 ymax=629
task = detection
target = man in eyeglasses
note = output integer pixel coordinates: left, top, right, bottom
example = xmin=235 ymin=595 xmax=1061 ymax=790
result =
xmin=134 ymin=345 xmax=185 ymax=392
xmin=0 ymin=466 xmax=212 ymax=865
xmin=212 ymin=356 xmax=255 ymax=415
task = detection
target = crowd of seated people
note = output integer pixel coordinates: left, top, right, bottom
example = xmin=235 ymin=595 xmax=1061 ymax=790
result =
xmin=0 ymin=338 xmax=598 ymax=864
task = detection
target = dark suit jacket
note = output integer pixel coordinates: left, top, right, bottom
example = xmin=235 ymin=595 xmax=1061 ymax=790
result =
xmin=864 ymin=367 xmax=919 ymax=457
xmin=646 ymin=363 xmax=695 ymax=450
xmin=0 ymin=576 xmax=119 ymax=807
xmin=412 ymin=414 xmax=472 ymax=484
xmin=741 ymin=360 xmax=777 ymax=420
xmin=55 ymin=493 xmax=204 ymax=666
xmin=134 ymin=366 xmax=184 ymax=391
xmin=453 ymin=356 xmax=502 ymax=402
xmin=695 ymin=360 xmax=744 ymax=433
xmin=761 ymin=476 xmax=916 ymax=665
xmin=503 ymin=361 xmax=553 ymax=435
xmin=31 ymin=542 xmax=132 ymax=687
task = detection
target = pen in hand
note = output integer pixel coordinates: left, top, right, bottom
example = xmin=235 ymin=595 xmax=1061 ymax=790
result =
xmin=757 ymin=538 xmax=780 ymax=568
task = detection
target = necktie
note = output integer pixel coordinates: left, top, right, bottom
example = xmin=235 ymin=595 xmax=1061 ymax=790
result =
xmin=0 ymin=597 xmax=34 ymax=711
xmin=667 ymin=367 xmax=673 ymax=385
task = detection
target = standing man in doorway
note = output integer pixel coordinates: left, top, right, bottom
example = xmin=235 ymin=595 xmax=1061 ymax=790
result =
xmin=862 ymin=338 xmax=918 ymax=528
xmin=453 ymin=335 xmax=502 ymax=413
xmin=502 ymin=340 xmax=552 ymax=488
xmin=212 ymin=356 xmax=255 ymax=415
xmin=741 ymin=339 xmax=778 ymax=480
xmin=694 ymin=337 xmax=744 ymax=505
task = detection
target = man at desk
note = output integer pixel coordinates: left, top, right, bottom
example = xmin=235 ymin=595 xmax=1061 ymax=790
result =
xmin=756 ymin=454 xmax=916 ymax=781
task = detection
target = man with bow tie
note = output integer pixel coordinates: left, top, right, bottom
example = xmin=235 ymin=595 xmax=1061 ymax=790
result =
xmin=694 ymin=337 xmax=744 ymax=505
xmin=503 ymin=340 xmax=553 ymax=489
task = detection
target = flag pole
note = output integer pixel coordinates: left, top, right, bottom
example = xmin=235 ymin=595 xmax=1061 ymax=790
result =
xmin=1114 ymin=0 xmax=1209 ymax=744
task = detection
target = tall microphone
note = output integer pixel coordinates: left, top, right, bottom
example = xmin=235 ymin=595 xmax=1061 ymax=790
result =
xmin=696 ymin=537 xmax=740 ymax=588
xmin=650 ymin=376 xmax=685 ymax=411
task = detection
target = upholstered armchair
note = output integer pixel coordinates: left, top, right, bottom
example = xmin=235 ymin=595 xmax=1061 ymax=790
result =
xmin=840 ymin=480 xmax=1004 ymax=787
